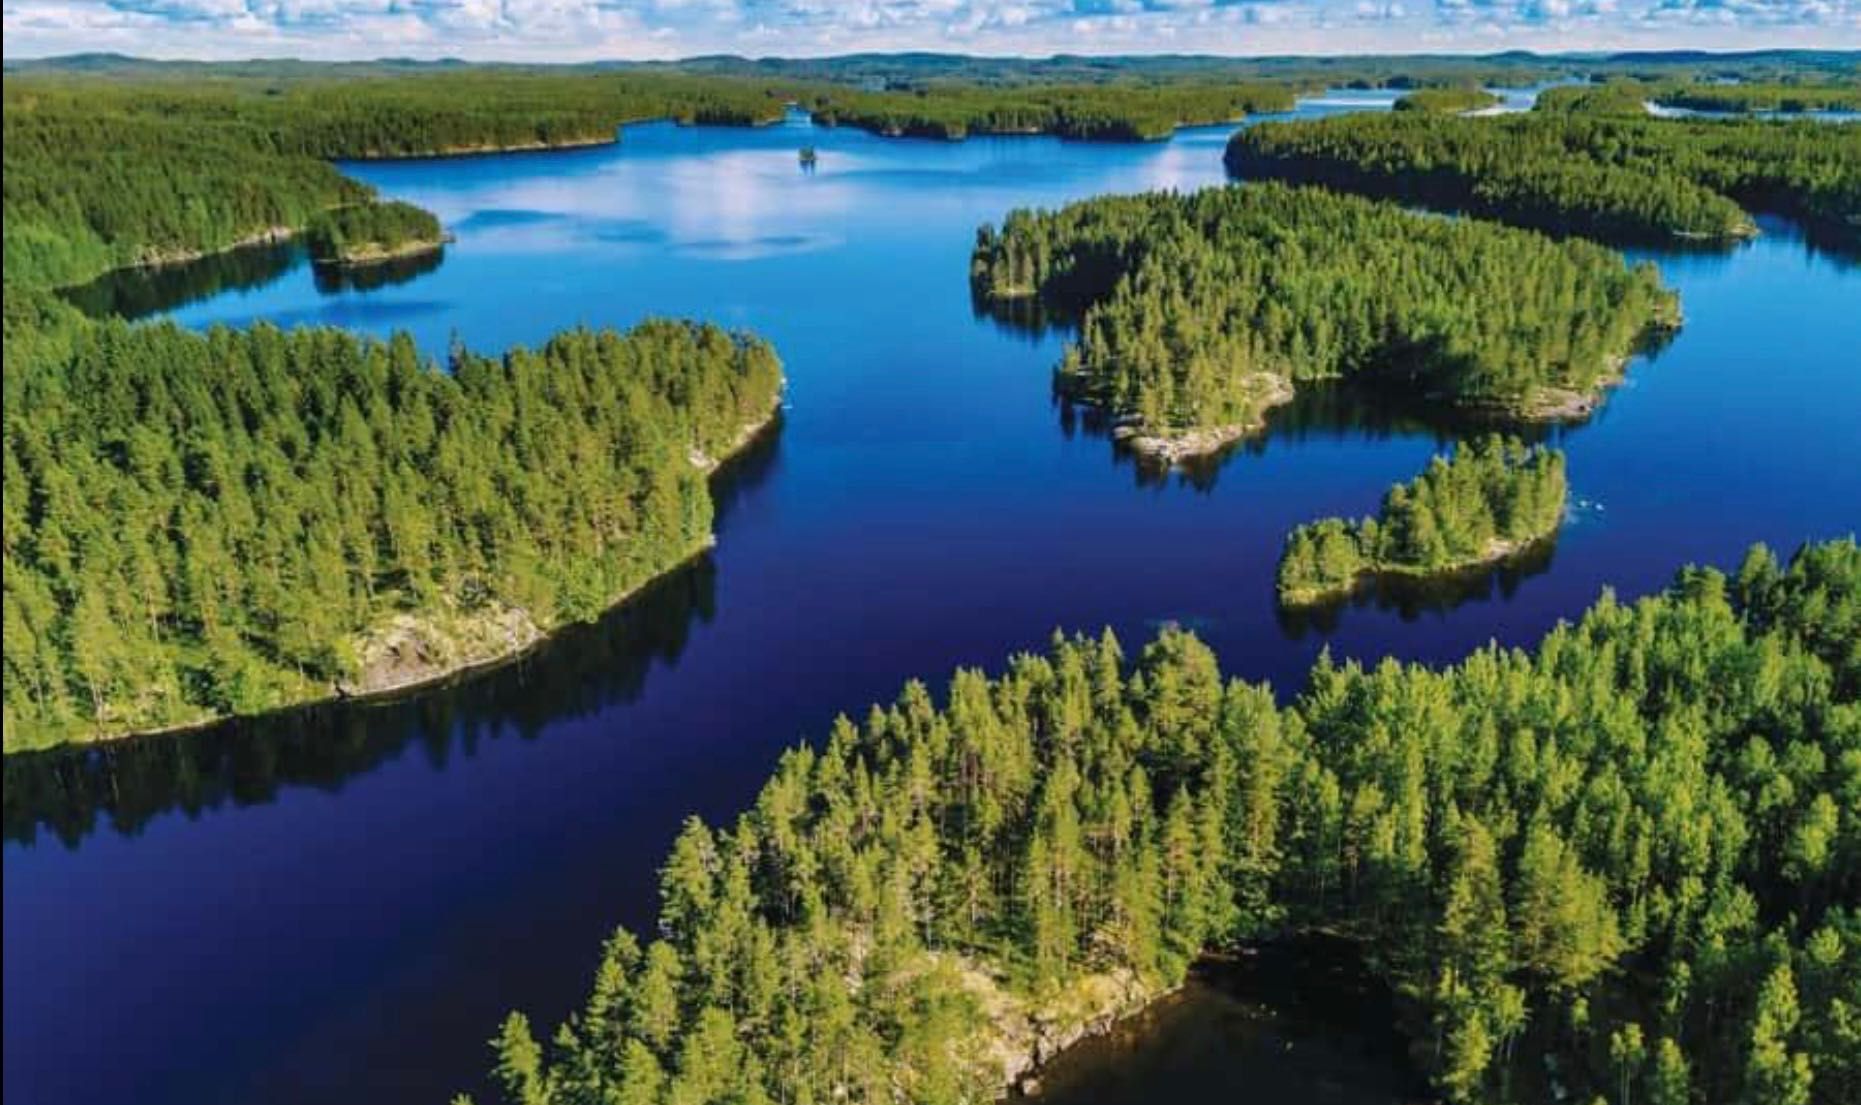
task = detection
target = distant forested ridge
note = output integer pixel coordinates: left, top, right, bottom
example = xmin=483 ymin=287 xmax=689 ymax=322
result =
xmin=805 ymin=82 xmax=1297 ymax=141
xmin=971 ymin=183 xmax=1674 ymax=458
xmin=1225 ymin=107 xmax=1861 ymax=247
xmin=1651 ymin=82 xmax=1861 ymax=114
xmin=1393 ymin=87 xmax=1502 ymax=114
xmin=2 ymin=73 xmax=790 ymax=288
xmin=303 ymin=200 xmax=445 ymax=265
xmin=1277 ymin=435 xmax=1568 ymax=605
xmin=0 ymin=307 xmax=783 ymax=749
xmin=477 ymin=537 xmax=1861 ymax=1105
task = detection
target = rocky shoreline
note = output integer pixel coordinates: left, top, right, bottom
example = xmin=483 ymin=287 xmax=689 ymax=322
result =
xmin=311 ymin=234 xmax=451 ymax=268
xmin=58 ymin=400 xmax=783 ymax=747
xmin=1278 ymin=531 xmax=1553 ymax=608
xmin=1109 ymin=372 xmax=1297 ymax=465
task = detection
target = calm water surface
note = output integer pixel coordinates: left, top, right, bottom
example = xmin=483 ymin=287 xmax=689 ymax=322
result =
xmin=9 ymin=96 xmax=1860 ymax=1105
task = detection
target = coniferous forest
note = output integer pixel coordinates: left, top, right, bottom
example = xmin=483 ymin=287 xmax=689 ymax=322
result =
xmin=804 ymin=82 xmax=1299 ymax=141
xmin=303 ymin=200 xmax=446 ymax=264
xmin=1225 ymin=106 xmax=1861 ymax=247
xmin=1393 ymin=87 xmax=1503 ymax=114
xmin=2 ymin=74 xmax=792 ymax=289
xmin=972 ymin=183 xmax=1674 ymax=449
xmin=1277 ymin=435 xmax=1569 ymax=605
xmin=3 ymin=51 xmax=1859 ymax=1105
xmin=477 ymin=538 xmax=1861 ymax=1105
xmin=1 ymin=308 xmax=782 ymax=748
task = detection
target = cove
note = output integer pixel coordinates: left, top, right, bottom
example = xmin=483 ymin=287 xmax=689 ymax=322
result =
xmin=8 ymin=96 xmax=1860 ymax=1105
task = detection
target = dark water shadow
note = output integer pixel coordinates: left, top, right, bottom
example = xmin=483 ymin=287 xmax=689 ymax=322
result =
xmin=1 ymin=423 xmax=783 ymax=850
xmin=59 ymin=241 xmax=307 ymax=320
xmin=1027 ymin=934 xmax=1429 ymax=1105
xmin=1056 ymin=378 xmax=1599 ymax=494
xmin=310 ymin=247 xmax=447 ymax=293
xmin=968 ymin=282 xmax=1083 ymax=344
xmin=59 ymin=239 xmax=455 ymax=321
xmin=1275 ymin=535 xmax=1561 ymax=640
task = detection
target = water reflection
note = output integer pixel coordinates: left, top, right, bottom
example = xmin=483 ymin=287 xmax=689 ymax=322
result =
xmin=1275 ymin=535 xmax=1560 ymax=639
xmin=2 ymin=423 xmax=780 ymax=850
xmin=1053 ymin=379 xmax=1582 ymax=494
xmin=1030 ymin=935 xmax=1428 ymax=1105
xmin=310 ymin=247 xmax=447 ymax=293
xmin=59 ymin=239 xmax=450 ymax=321
xmin=60 ymin=241 xmax=305 ymax=319
xmin=2 ymin=557 xmax=714 ymax=848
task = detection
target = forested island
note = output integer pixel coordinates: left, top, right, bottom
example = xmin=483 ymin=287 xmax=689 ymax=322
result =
xmin=303 ymin=200 xmax=447 ymax=266
xmin=1393 ymin=87 xmax=1502 ymax=114
xmin=474 ymin=537 xmax=1861 ymax=1105
xmin=0 ymin=302 xmax=783 ymax=749
xmin=971 ymin=183 xmax=1675 ymax=461
xmin=1277 ymin=435 xmax=1567 ymax=606
xmin=1225 ymin=103 xmax=1861 ymax=247
xmin=805 ymin=82 xmax=1298 ymax=141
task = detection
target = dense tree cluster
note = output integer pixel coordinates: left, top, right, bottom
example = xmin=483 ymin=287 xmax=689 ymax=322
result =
xmin=1277 ymin=435 xmax=1568 ymax=605
xmin=1393 ymin=87 xmax=1502 ymax=114
xmin=303 ymin=200 xmax=444 ymax=264
xmin=1531 ymin=82 xmax=1659 ymax=117
xmin=805 ymin=82 xmax=1296 ymax=141
xmin=1535 ymin=79 xmax=1861 ymax=117
xmin=1 ymin=306 xmax=783 ymax=748
xmin=1225 ymin=108 xmax=1861 ymax=246
xmin=2 ymin=74 xmax=789 ymax=288
xmin=1652 ymin=82 xmax=1861 ymax=114
xmin=971 ymin=183 xmax=1673 ymax=438
xmin=481 ymin=538 xmax=1861 ymax=1105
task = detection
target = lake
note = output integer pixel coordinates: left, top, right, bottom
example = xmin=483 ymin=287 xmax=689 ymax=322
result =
xmin=8 ymin=93 xmax=1859 ymax=1105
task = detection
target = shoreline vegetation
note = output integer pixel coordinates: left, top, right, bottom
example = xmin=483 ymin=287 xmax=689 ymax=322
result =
xmin=303 ymin=199 xmax=449 ymax=267
xmin=1225 ymin=99 xmax=1861 ymax=248
xmin=327 ymin=401 xmax=783 ymax=710
xmin=477 ymin=538 xmax=1861 ymax=1105
xmin=804 ymin=82 xmax=1299 ymax=142
xmin=1392 ymin=86 xmax=1502 ymax=114
xmin=1 ymin=312 xmax=785 ymax=751
xmin=1275 ymin=435 xmax=1568 ymax=606
xmin=2 ymin=73 xmax=794 ymax=291
xmin=973 ymin=183 xmax=1676 ymax=464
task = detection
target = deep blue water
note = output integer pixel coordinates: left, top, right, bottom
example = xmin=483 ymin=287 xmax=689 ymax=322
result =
xmin=8 ymin=98 xmax=1859 ymax=1105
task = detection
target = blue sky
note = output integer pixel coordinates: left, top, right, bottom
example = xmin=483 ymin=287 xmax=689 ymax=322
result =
xmin=3 ymin=1 xmax=1856 ymax=61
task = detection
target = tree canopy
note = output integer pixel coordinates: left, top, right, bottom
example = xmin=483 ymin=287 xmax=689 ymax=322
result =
xmin=2 ymin=73 xmax=791 ymax=288
xmin=972 ymin=183 xmax=1674 ymax=443
xmin=303 ymin=200 xmax=445 ymax=264
xmin=2 ymin=304 xmax=783 ymax=748
xmin=479 ymin=537 xmax=1861 ymax=1105
xmin=1226 ymin=108 xmax=1861 ymax=247
xmin=1277 ymin=434 xmax=1568 ymax=605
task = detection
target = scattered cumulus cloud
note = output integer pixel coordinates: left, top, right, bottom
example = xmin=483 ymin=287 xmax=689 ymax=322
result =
xmin=2 ymin=0 xmax=1853 ymax=59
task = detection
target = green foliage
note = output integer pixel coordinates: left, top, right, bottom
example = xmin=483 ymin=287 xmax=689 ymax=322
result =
xmin=494 ymin=539 xmax=1861 ymax=1105
xmin=972 ymin=183 xmax=1673 ymax=436
xmin=1 ymin=315 xmax=782 ymax=748
xmin=1653 ymin=82 xmax=1861 ymax=114
xmin=1227 ymin=108 xmax=1861 ymax=247
xmin=303 ymin=200 xmax=443 ymax=264
xmin=1393 ymin=87 xmax=1502 ymax=114
xmin=2 ymin=73 xmax=791 ymax=288
xmin=806 ymin=82 xmax=1296 ymax=141
xmin=1277 ymin=435 xmax=1568 ymax=604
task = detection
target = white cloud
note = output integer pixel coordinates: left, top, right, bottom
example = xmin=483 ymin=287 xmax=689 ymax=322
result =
xmin=1 ymin=0 xmax=1854 ymax=58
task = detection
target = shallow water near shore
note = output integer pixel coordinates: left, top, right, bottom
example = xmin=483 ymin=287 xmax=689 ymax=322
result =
xmin=11 ymin=94 xmax=1861 ymax=1105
